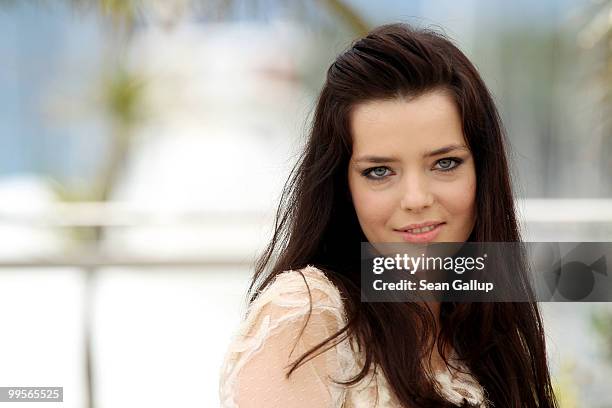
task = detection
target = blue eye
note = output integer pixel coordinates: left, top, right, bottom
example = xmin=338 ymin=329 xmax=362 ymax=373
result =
xmin=362 ymin=166 xmax=391 ymax=180
xmin=435 ymin=157 xmax=463 ymax=172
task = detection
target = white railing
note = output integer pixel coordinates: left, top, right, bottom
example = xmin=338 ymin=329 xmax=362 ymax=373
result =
xmin=516 ymin=198 xmax=612 ymax=223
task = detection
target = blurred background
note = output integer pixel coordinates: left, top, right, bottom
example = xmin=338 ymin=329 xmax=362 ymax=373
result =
xmin=0 ymin=0 xmax=611 ymax=407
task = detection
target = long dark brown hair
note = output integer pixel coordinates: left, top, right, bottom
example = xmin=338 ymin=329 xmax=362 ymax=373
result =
xmin=247 ymin=23 xmax=558 ymax=408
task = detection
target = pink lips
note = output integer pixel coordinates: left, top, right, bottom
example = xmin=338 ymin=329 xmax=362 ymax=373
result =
xmin=396 ymin=220 xmax=444 ymax=231
xmin=395 ymin=222 xmax=445 ymax=243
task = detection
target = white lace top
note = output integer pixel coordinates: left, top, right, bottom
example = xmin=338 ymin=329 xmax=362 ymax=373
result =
xmin=219 ymin=265 xmax=489 ymax=407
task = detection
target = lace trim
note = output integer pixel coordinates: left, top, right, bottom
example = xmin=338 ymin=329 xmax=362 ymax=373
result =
xmin=219 ymin=265 xmax=488 ymax=408
xmin=219 ymin=265 xmax=352 ymax=408
xmin=434 ymin=366 xmax=487 ymax=406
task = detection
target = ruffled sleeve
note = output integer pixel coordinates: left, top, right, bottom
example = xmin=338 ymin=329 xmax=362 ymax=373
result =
xmin=218 ymin=265 xmax=352 ymax=408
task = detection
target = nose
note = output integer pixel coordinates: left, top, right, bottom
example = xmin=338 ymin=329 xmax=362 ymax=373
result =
xmin=399 ymin=172 xmax=434 ymax=212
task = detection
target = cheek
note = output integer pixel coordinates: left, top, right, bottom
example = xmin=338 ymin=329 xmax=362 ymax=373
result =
xmin=436 ymin=173 xmax=477 ymax=222
xmin=349 ymin=181 xmax=395 ymax=231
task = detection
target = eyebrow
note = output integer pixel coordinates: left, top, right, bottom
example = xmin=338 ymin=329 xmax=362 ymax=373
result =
xmin=353 ymin=144 xmax=469 ymax=163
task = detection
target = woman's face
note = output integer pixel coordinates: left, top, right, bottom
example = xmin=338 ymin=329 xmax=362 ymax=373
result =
xmin=347 ymin=90 xmax=477 ymax=244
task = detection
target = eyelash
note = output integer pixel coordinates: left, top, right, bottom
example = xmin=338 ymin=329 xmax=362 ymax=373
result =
xmin=361 ymin=157 xmax=464 ymax=181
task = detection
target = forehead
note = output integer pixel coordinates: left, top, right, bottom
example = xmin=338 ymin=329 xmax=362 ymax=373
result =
xmin=349 ymin=91 xmax=465 ymax=155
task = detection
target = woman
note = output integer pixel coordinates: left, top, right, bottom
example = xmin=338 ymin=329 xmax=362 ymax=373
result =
xmin=219 ymin=23 xmax=559 ymax=408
